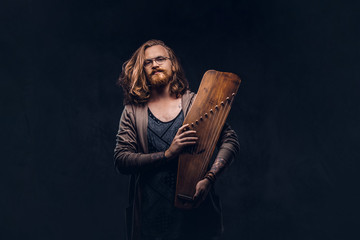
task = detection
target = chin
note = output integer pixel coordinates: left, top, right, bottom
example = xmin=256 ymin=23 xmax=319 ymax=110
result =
xmin=150 ymin=74 xmax=169 ymax=87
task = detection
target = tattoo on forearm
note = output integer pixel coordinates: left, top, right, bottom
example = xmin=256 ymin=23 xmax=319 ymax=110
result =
xmin=151 ymin=152 xmax=165 ymax=161
xmin=210 ymin=158 xmax=228 ymax=177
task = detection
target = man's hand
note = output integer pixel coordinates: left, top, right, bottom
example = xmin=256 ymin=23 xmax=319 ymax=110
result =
xmin=165 ymin=124 xmax=197 ymax=159
xmin=193 ymin=178 xmax=212 ymax=208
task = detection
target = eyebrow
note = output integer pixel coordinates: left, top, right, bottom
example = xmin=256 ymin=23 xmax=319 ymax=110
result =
xmin=144 ymin=56 xmax=167 ymax=61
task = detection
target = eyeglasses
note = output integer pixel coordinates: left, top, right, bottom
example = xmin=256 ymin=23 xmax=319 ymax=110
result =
xmin=144 ymin=56 xmax=171 ymax=68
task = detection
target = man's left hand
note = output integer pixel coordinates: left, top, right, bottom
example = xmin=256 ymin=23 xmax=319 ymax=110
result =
xmin=193 ymin=178 xmax=212 ymax=208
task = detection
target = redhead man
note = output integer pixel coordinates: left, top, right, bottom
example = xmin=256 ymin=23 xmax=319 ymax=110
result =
xmin=115 ymin=39 xmax=239 ymax=240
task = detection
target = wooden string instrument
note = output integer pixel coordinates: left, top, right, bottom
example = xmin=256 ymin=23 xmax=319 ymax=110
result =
xmin=175 ymin=70 xmax=241 ymax=209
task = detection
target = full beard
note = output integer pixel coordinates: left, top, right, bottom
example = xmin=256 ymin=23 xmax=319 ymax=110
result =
xmin=148 ymin=69 xmax=172 ymax=89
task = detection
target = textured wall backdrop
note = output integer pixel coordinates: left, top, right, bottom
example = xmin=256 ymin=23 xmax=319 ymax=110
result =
xmin=2 ymin=0 xmax=359 ymax=239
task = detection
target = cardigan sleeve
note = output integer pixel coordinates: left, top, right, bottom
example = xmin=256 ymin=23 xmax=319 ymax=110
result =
xmin=216 ymin=122 xmax=240 ymax=164
xmin=114 ymin=105 xmax=168 ymax=175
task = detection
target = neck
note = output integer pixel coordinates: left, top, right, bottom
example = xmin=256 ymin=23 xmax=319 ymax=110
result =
xmin=149 ymin=84 xmax=174 ymax=102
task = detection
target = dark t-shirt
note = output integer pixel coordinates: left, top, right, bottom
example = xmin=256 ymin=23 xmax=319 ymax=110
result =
xmin=141 ymin=109 xmax=222 ymax=240
xmin=141 ymin=109 xmax=184 ymax=239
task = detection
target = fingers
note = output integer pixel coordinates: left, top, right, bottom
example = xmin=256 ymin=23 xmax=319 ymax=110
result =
xmin=178 ymin=130 xmax=197 ymax=138
xmin=180 ymin=142 xmax=197 ymax=147
xmin=177 ymin=127 xmax=197 ymax=145
xmin=193 ymin=189 xmax=202 ymax=203
xmin=193 ymin=182 xmax=204 ymax=202
xmin=177 ymin=124 xmax=197 ymax=135
xmin=193 ymin=179 xmax=211 ymax=208
xmin=193 ymin=189 xmax=200 ymax=200
xmin=180 ymin=136 xmax=198 ymax=142
xmin=177 ymin=124 xmax=190 ymax=134
xmin=167 ymin=124 xmax=198 ymax=159
xmin=177 ymin=136 xmax=197 ymax=148
xmin=193 ymin=189 xmax=204 ymax=208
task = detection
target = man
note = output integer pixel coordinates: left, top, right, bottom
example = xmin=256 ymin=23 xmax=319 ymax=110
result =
xmin=114 ymin=39 xmax=239 ymax=240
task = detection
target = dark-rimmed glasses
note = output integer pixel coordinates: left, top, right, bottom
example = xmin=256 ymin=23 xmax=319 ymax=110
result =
xmin=144 ymin=56 xmax=171 ymax=68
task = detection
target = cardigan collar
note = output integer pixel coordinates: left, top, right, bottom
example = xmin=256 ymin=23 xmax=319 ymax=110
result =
xmin=133 ymin=90 xmax=195 ymax=154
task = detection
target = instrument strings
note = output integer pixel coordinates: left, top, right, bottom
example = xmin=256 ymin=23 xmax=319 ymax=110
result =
xmin=190 ymin=95 xmax=233 ymax=184
xmin=198 ymin=98 xmax=231 ymax=181
xmin=175 ymin=71 xmax=241 ymax=209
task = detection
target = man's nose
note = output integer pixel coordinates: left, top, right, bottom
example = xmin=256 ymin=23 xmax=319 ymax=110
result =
xmin=152 ymin=60 xmax=160 ymax=68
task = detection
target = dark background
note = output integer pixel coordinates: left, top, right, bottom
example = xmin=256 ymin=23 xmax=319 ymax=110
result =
xmin=2 ymin=0 xmax=359 ymax=239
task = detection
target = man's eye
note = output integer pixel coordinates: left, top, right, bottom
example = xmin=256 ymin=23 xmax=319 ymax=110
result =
xmin=156 ymin=57 xmax=166 ymax=62
xmin=144 ymin=61 xmax=151 ymax=65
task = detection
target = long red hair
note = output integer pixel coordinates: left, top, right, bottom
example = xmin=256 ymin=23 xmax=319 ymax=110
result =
xmin=118 ymin=39 xmax=188 ymax=105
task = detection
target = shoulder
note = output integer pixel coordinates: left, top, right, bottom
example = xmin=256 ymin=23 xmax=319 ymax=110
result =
xmin=122 ymin=103 xmax=147 ymax=115
xmin=120 ymin=105 xmax=134 ymax=119
xmin=182 ymin=90 xmax=196 ymax=104
xmin=120 ymin=104 xmax=137 ymax=123
xmin=120 ymin=103 xmax=148 ymax=125
xmin=123 ymin=104 xmax=134 ymax=114
xmin=182 ymin=89 xmax=196 ymax=98
xmin=181 ymin=90 xmax=197 ymax=115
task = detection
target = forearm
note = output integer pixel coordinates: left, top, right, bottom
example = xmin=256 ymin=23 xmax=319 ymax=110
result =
xmin=205 ymin=122 xmax=239 ymax=182
xmin=114 ymin=105 xmax=171 ymax=175
xmin=208 ymin=157 xmax=229 ymax=178
xmin=216 ymin=123 xmax=239 ymax=164
xmin=114 ymin=150 xmax=167 ymax=175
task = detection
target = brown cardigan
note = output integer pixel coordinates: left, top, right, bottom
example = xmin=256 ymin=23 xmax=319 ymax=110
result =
xmin=114 ymin=90 xmax=239 ymax=240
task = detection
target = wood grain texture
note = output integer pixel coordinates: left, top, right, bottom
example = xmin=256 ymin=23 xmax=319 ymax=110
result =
xmin=175 ymin=70 xmax=241 ymax=209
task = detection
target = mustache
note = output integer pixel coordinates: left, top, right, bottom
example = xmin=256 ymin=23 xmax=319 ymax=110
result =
xmin=151 ymin=68 xmax=165 ymax=75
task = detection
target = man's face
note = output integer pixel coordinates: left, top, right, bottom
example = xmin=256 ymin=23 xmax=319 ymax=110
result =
xmin=144 ymin=45 xmax=173 ymax=88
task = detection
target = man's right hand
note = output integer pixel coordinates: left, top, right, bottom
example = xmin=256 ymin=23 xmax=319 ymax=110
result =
xmin=165 ymin=124 xmax=197 ymax=160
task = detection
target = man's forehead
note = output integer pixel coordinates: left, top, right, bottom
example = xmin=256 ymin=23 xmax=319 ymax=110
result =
xmin=144 ymin=45 xmax=169 ymax=59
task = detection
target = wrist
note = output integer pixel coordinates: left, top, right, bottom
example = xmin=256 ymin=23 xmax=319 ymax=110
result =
xmin=203 ymin=177 xmax=212 ymax=185
xmin=204 ymin=171 xmax=216 ymax=185
xmin=164 ymin=149 xmax=172 ymax=160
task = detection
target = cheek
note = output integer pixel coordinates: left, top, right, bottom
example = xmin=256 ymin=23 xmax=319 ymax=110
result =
xmin=165 ymin=63 xmax=173 ymax=74
xmin=144 ymin=68 xmax=151 ymax=77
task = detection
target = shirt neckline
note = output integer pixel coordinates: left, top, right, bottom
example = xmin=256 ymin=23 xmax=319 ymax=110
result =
xmin=148 ymin=108 xmax=183 ymax=124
